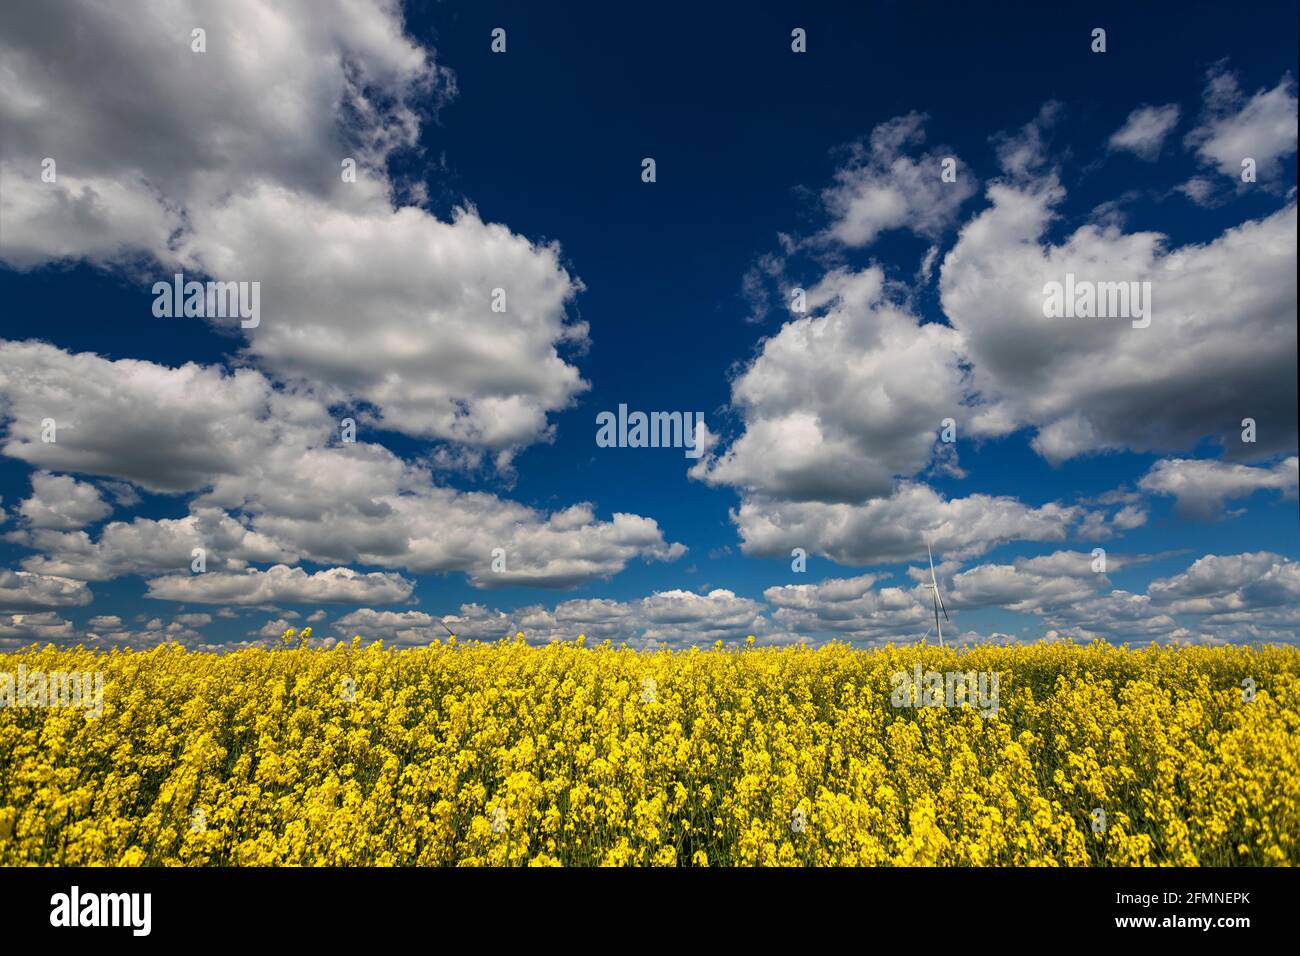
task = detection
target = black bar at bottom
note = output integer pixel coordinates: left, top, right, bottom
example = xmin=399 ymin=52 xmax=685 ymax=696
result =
xmin=0 ymin=865 xmax=1290 ymax=943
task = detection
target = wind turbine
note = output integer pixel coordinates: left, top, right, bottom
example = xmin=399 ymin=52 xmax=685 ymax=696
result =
xmin=923 ymin=542 xmax=949 ymax=648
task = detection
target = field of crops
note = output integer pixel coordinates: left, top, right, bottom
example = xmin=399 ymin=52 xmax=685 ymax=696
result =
xmin=1 ymin=635 xmax=1297 ymax=866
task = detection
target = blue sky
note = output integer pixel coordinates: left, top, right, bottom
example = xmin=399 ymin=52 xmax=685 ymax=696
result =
xmin=0 ymin=0 xmax=1296 ymax=649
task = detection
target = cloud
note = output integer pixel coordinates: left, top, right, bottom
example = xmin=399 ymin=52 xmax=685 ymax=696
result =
xmin=936 ymin=549 xmax=1166 ymax=619
xmin=183 ymin=188 xmax=590 ymax=462
xmin=1075 ymin=501 xmax=1149 ymax=541
xmin=736 ymin=113 xmax=974 ymax=329
xmin=940 ymin=172 xmax=1297 ymax=463
xmin=817 ymin=113 xmax=976 ymax=248
xmin=693 ymin=267 xmax=967 ymax=504
xmin=631 ymin=589 xmax=772 ymax=644
xmin=701 ymin=101 xmax=1295 ymax=578
xmin=0 ymin=0 xmax=442 ymax=268
xmin=335 ymin=588 xmax=773 ymax=648
xmin=1186 ymin=609 xmax=1300 ymax=645
xmin=221 ymin=448 xmax=686 ymax=588
xmin=82 ymin=614 xmax=208 ymax=647
xmin=1175 ymin=176 xmax=1219 ymax=207
xmin=763 ymin=573 xmax=927 ymax=644
xmin=693 ymin=102 xmax=1293 ymax=576
xmin=0 ymin=344 xmax=684 ymax=588
xmin=0 ymin=611 xmax=76 ymax=646
xmin=1108 ymin=104 xmax=1181 ymax=160
xmin=1038 ymin=591 xmax=1181 ymax=644
xmin=144 ymin=564 xmax=416 ymax=606
xmin=1118 ymin=555 xmax=1300 ymax=645
xmin=333 ymin=603 xmax=620 ymax=645
xmin=4 ymin=13 xmax=1297 ymax=652
xmin=739 ymin=252 xmax=786 ymax=324
xmin=248 ymin=617 xmax=300 ymax=641
xmin=332 ymin=608 xmax=448 ymax=644
xmin=0 ymin=0 xmax=585 ymax=462
xmin=1109 ymin=504 xmax=1148 ymax=532
xmin=1139 ymin=456 xmax=1298 ymax=520
xmin=0 ymin=568 xmax=93 ymax=610
xmin=944 ymin=553 xmax=1105 ymax=613
xmin=729 ymin=482 xmax=1081 ymax=566
xmin=1146 ymin=551 xmax=1299 ymax=615
xmin=1031 ymin=551 xmax=1300 ymax=645
xmin=9 ymin=507 xmax=295 ymax=581
xmin=16 ymin=472 xmax=111 ymax=530
xmin=0 ymin=341 xmax=333 ymax=493
xmin=323 ymin=552 xmax=1299 ymax=651
xmin=991 ymin=101 xmax=1062 ymax=179
xmin=1186 ymin=65 xmax=1298 ymax=181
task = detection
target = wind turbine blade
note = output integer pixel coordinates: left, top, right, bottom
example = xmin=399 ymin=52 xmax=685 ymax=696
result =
xmin=922 ymin=539 xmax=946 ymax=646
xmin=928 ymin=541 xmax=950 ymax=621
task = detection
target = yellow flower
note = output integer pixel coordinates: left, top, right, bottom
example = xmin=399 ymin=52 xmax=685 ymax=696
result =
xmin=0 ymin=639 xmax=1294 ymax=866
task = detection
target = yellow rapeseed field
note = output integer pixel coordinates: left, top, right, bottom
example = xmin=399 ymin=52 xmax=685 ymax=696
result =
xmin=1 ymin=633 xmax=1297 ymax=866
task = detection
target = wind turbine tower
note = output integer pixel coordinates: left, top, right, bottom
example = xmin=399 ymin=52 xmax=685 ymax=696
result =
xmin=925 ymin=542 xmax=950 ymax=648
